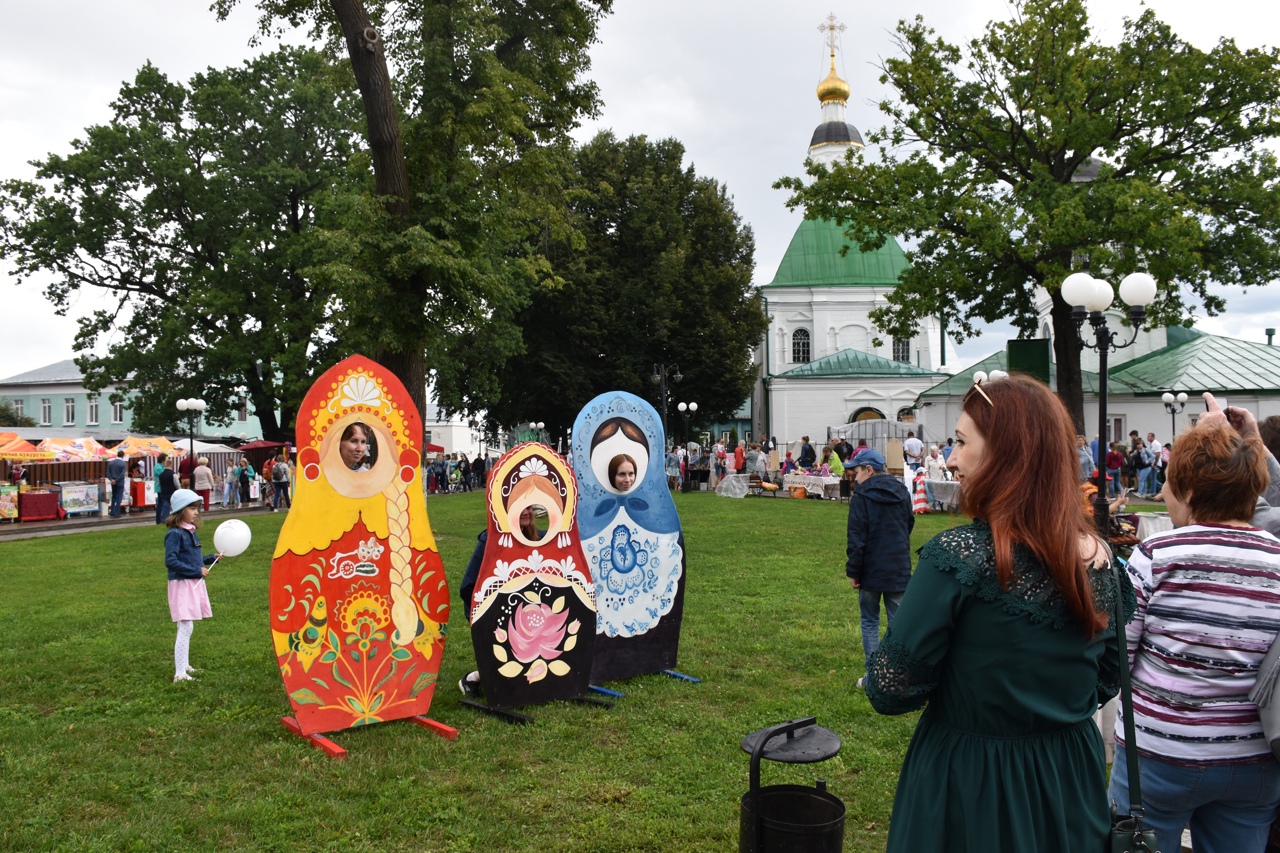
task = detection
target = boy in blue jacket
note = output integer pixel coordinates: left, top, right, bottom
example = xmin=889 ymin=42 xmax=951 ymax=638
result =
xmin=845 ymin=448 xmax=914 ymax=688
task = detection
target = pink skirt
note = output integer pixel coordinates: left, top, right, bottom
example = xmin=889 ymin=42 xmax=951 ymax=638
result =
xmin=168 ymin=578 xmax=212 ymax=622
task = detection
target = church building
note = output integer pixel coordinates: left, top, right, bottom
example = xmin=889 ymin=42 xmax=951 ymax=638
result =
xmin=754 ymin=17 xmax=957 ymax=444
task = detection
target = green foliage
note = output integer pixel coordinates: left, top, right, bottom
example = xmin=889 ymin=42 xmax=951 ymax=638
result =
xmin=0 ymin=494 xmax=964 ymax=851
xmin=219 ymin=0 xmax=615 ymax=424
xmin=488 ymin=133 xmax=767 ymax=438
xmin=779 ymin=0 xmax=1280 ymax=425
xmin=0 ymin=398 xmax=35 ymax=427
xmin=0 ymin=48 xmax=360 ymax=439
xmin=729 ymin=426 xmax=739 ymax=449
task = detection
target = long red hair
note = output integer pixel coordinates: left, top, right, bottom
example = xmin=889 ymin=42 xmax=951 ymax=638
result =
xmin=958 ymin=374 xmax=1105 ymax=636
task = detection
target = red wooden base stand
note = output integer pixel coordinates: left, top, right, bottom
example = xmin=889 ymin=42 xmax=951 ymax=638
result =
xmin=281 ymin=715 xmax=459 ymax=760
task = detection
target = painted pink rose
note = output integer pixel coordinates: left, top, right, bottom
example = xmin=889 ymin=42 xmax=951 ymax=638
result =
xmin=507 ymin=601 xmax=569 ymax=663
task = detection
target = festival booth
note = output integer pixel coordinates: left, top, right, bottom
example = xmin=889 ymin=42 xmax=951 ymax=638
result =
xmin=36 ymin=437 xmax=111 ymax=462
xmin=1 ymin=434 xmax=57 ymax=519
xmin=826 ymin=420 xmax=922 ymax=476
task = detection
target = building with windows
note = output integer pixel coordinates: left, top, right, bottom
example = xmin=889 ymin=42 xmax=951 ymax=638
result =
xmin=0 ymin=360 xmax=229 ymax=439
xmin=753 ymin=22 xmax=957 ymax=443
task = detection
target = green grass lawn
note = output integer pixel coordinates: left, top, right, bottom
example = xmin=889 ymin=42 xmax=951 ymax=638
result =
xmin=0 ymin=493 xmax=966 ymax=852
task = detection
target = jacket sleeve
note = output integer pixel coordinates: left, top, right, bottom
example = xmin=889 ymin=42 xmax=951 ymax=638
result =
xmin=458 ymin=531 xmax=488 ymax=621
xmin=865 ymin=547 xmax=967 ymax=715
xmin=1264 ymin=453 xmax=1280 ymax=510
xmin=845 ymin=496 xmax=868 ymax=580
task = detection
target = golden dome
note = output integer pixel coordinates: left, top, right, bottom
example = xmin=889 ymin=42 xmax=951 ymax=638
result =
xmin=816 ymin=55 xmax=850 ymax=104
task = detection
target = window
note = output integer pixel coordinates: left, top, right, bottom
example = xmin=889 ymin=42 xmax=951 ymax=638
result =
xmin=791 ymin=329 xmax=811 ymax=363
xmin=12 ymin=399 xmax=23 ymax=420
xmin=238 ymin=398 xmax=248 ymax=422
xmin=111 ymin=400 xmax=124 ymax=424
xmin=64 ymin=397 xmax=76 ymax=425
xmin=40 ymin=398 xmax=51 ymax=425
xmin=892 ymin=338 xmax=910 ymax=363
xmin=87 ymin=395 xmax=99 ymax=425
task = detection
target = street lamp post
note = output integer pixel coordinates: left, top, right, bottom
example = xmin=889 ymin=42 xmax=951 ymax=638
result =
xmin=1062 ymin=270 xmax=1157 ymax=536
xmin=651 ymin=363 xmax=683 ymax=440
xmin=1161 ymin=391 xmax=1189 ymax=442
xmin=677 ymin=401 xmax=698 ymax=446
xmin=677 ymin=402 xmax=698 ymax=491
xmin=176 ymin=398 xmax=206 ymax=484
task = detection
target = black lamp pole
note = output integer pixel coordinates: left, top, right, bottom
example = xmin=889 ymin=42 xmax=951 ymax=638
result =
xmin=1063 ymin=270 xmax=1156 ymax=536
xmin=1162 ymin=391 xmax=1188 ymax=442
xmin=651 ymin=363 xmax=682 ymax=440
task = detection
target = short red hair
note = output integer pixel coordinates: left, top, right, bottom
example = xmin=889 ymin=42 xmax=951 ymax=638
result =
xmin=1166 ymin=421 xmax=1267 ymax=523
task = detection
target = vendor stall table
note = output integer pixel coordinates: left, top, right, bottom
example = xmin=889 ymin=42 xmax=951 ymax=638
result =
xmin=1134 ymin=512 xmax=1174 ymax=541
xmin=925 ymin=479 xmax=961 ymax=512
xmin=782 ymin=474 xmax=841 ymax=500
xmin=18 ymin=491 xmax=59 ymax=522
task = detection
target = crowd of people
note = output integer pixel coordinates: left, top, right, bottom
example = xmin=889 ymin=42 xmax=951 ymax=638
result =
xmin=849 ymin=373 xmax=1280 ymax=853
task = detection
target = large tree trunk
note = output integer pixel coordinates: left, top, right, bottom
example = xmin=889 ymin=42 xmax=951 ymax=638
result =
xmin=330 ymin=0 xmax=427 ymax=422
xmin=1049 ymin=289 xmax=1086 ymax=432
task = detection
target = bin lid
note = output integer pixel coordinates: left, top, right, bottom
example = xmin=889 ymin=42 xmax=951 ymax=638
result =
xmin=741 ymin=723 xmax=841 ymax=764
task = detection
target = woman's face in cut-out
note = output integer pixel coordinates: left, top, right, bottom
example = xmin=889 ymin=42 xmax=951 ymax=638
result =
xmin=340 ymin=427 xmax=368 ymax=469
xmin=613 ymin=459 xmax=636 ymax=492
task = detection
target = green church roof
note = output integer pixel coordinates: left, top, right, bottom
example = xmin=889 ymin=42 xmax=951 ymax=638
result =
xmin=762 ymin=218 xmax=909 ymax=288
xmin=1110 ymin=332 xmax=1280 ymax=395
xmin=917 ymin=351 xmax=1133 ymax=397
xmin=777 ymin=348 xmax=943 ymax=379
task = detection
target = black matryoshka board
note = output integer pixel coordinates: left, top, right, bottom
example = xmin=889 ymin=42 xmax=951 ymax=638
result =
xmin=468 ymin=443 xmax=596 ymax=710
xmin=572 ymin=392 xmax=686 ymax=683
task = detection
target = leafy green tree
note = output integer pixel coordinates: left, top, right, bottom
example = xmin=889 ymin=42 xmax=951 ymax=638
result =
xmin=487 ymin=133 xmax=767 ymax=440
xmin=0 ymin=47 xmax=360 ymax=439
xmin=778 ymin=0 xmax=1280 ymax=427
xmin=0 ymin=398 xmax=36 ymax=428
xmin=218 ymin=0 xmax=613 ymax=423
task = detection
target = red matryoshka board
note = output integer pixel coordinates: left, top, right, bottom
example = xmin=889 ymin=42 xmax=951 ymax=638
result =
xmin=468 ymin=443 xmax=595 ymax=711
xmin=269 ymin=356 xmax=450 ymax=741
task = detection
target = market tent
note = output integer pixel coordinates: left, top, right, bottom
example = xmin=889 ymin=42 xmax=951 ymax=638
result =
xmin=0 ymin=432 xmax=56 ymax=461
xmin=36 ymin=436 xmax=112 ymax=461
xmin=113 ymin=435 xmax=179 ymax=457
xmin=425 ymin=442 xmax=445 ymax=453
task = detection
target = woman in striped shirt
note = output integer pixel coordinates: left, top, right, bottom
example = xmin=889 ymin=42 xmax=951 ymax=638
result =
xmin=1111 ymin=415 xmax=1280 ymax=853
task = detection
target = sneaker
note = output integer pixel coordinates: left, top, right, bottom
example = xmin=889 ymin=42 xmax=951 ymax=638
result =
xmin=458 ymin=671 xmax=483 ymax=698
xmin=173 ymin=673 xmax=196 ymax=683
xmin=856 ymin=677 xmax=866 ymax=689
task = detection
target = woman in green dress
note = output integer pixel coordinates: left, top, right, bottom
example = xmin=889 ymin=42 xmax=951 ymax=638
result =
xmin=865 ymin=372 xmax=1131 ymax=851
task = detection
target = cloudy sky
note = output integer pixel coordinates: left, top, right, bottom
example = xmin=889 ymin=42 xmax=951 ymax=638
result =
xmin=3 ymin=0 xmax=1278 ymax=380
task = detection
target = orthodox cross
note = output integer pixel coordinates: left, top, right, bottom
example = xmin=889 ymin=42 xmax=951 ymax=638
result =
xmin=819 ymin=13 xmax=846 ymax=58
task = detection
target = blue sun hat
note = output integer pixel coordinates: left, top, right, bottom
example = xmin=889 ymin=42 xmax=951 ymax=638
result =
xmin=169 ymin=489 xmax=202 ymax=515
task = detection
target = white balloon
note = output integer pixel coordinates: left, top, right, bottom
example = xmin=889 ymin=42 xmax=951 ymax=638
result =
xmin=214 ymin=519 xmax=252 ymax=557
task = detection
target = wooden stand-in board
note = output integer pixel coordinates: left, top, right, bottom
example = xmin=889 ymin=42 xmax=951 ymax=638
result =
xmin=572 ymin=392 xmax=688 ymax=684
xmin=268 ymin=355 xmax=452 ymax=752
xmin=466 ymin=443 xmax=597 ymax=712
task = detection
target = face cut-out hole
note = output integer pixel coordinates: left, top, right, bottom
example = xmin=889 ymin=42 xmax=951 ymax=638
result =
xmin=338 ymin=422 xmax=377 ymax=472
xmin=609 ymin=454 xmax=637 ymax=493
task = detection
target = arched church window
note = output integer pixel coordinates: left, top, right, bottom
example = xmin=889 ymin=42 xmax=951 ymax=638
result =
xmin=792 ymin=329 xmax=811 ymax=363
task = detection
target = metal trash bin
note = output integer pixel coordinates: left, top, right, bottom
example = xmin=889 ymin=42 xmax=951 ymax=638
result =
xmin=739 ymin=717 xmax=845 ymax=853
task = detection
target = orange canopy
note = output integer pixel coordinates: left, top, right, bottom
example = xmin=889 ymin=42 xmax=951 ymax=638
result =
xmin=0 ymin=432 xmax=56 ymax=461
xmin=36 ymin=437 xmax=112 ymax=462
xmin=113 ymin=435 xmax=180 ymax=457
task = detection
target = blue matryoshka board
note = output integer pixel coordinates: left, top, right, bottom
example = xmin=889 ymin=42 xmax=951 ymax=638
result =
xmin=572 ymin=391 xmax=686 ymax=683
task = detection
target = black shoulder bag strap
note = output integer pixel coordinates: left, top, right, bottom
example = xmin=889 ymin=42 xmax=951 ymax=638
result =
xmin=1110 ymin=558 xmax=1160 ymax=853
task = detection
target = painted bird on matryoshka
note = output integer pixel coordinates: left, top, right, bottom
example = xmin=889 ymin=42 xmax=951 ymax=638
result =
xmin=268 ymin=356 xmax=449 ymax=736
